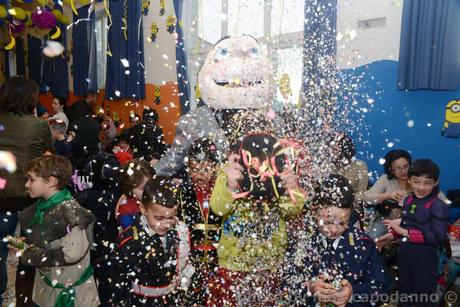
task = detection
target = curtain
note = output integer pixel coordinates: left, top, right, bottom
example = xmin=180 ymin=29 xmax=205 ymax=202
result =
xmin=398 ymin=0 xmax=460 ymax=90
xmin=173 ymin=0 xmax=191 ymax=114
xmin=16 ymin=37 xmax=25 ymax=76
xmin=105 ymin=0 xmax=145 ymax=100
xmin=73 ymin=5 xmax=97 ymax=96
xmin=42 ymin=23 xmax=69 ymax=98
xmin=27 ymin=35 xmax=42 ymax=85
xmin=300 ymin=0 xmax=337 ymax=123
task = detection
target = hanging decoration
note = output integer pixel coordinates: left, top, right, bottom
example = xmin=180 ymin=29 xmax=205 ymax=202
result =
xmin=122 ymin=0 xmax=128 ymax=40
xmin=31 ymin=9 xmax=57 ymax=29
xmin=159 ymin=0 xmax=165 ymax=16
xmin=150 ymin=22 xmax=158 ymax=42
xmin=166 ymin=14 xmax=176 ymax=34
xmin=142 ymin=0 xmax=150 ymax=16
xmin=154 ymin=86 xmax=161 ymax=105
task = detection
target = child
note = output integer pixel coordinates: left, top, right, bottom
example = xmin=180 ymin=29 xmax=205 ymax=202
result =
xmin=112 ymin=177 xmax=194 ymax=306
xmin=112 ymin=131 xmax=133 ymax=166
xmin=209 ymin=133 xmax=305 ymax=305
xmin=284 ymin=174 xmax=387 ymax=306
xmin=379 ymin=159 xmax=449 ymax=307
xmin=116 ymin=159 xmax=154 ymax=229
xmin=49 ymin=118 xmax=72 ymax=158
xmin=12 ymin=155 xmax=99 ymax=307
xmin=182 ymin=138 xmax=222 ymax=304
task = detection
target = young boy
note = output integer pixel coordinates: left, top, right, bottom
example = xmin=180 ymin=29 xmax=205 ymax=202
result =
xmin=380 ymin=159 xmax=449 ymax=307
xmin=182 ymin=138 xmax=222 ymax=304
xmin=48 ymin=118 xmax=72 ymax=158
xmin=112 ymin=177 xmax=194 ymax=306
xmin=12 ymin=155 xmax=99 ymax=307
xmin=285 ymin=174 xmax=387 ymax=306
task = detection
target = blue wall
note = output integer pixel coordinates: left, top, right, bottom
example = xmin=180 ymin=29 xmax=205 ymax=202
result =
xmin=339 ymin=60 xmax=460 ymax=192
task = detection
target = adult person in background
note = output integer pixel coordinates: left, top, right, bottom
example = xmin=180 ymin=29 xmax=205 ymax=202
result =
xmin=69 ymin=90 xmax=97 ymax=124
xmin=49 ymin=96 xmax=69 ymax=131
xmin=330 ymin=132 xmax=368 ymax=226
xmin=129 ymin=108 xmax=166 ymax=163
xmin=364 ymin=149 xmax=412 ymax=239
xmin=68 ymin=117 xmax=120 ymax=306
xmin=0 ymin=76 xmax=53 ymax=307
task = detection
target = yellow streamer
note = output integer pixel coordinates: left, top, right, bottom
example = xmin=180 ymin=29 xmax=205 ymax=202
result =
xmin=70 ymin=0 xmax=78 ymax=16
xmin=104 ymin=0 xmax=113 ymax=57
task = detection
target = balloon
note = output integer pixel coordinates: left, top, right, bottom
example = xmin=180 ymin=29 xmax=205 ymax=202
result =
xmin=0 ymin=6 xmax=6 ymax=19
xmin=52 ymin=9 xmax=62 ymax=20
xmin=60 ymin=15 xmax=70 ymax=25
xmin=37 ymin=0 xmax=49 ymax=5
xmin=8 ymin=7 xmax=26 ymax=20
xmin=78 ymin=0 xmax=91 ymax=5
xmin=25 ymin=11 xmax=33 ymax=26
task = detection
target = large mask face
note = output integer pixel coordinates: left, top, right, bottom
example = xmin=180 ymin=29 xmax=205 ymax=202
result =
xmin=198 ymin=35 xmax=274 ymax=110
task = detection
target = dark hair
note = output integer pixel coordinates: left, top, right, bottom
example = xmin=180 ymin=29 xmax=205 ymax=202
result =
xmin=335 ymin=133 xmax=356 ymax=163
xmin=313 ymin=174 xmax=355 ymax=209
xmin=142 ymin=108 xmax=158 ymax=123
xmin=25 ymin=155 xmax=73 ymax=189
xmin=408 ymin=159 xmax=440 ymax=182
xmin=142 ymin=176 xmax=181 ymax=208
xmin=383 ymin=149 xmax=412 ymax=179
xmin=53 ymin=96 xmax=67 ymax=107
xmin=0 ymin=76 xmax=39 ymax=116
xmin=84 ymin=91 xmax=97 ymax=98
xmin=48 ymin=119 xmax=67 ymax=134
xmin=119 ymin=159 xmax=155 ymax=197
xmin=187 ymin=138 xmax=220 ymax=165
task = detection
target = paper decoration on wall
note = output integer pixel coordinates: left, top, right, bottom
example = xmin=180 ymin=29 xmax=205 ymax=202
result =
xmin=278 ymin=73 xmax=292 ymax=99
xmin=154 ymin=86 xmax=161 ymax=105
xmin=442 ymin=99 xmax=460 ymax=138
xmin=166 ymin=15 xmax=176 ymax=34
xmin=159 ymin=0 xmax=165 ymax=16
xmin=142 ymin=0 xmax=150 ymax=16
xmin=150 ymin=22 xmax=158 ymax=42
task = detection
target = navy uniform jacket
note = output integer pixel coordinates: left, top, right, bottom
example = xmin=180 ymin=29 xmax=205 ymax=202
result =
xmin=284 ymin=225 xmax=388 ymax=306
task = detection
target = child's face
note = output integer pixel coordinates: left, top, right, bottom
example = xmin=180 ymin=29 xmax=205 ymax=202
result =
xmin=408 ymin=175 xmax=438 ymax=199
xmin=317 ymin=206 xmax=351 ymax=240
xmin=189 ymin=159 xmax=215 ymax=188
xmin=132 ymin=176 xmax=149 ymax=200
xmin=119 ymin=140 xmax=129 ymax=150
xmin=139 ymin=203 xmax=178 ymax=236
xmin=25 ymin=171 xmax=54 ymax=199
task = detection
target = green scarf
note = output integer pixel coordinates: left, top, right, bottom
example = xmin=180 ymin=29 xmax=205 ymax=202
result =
xmin=40 ymin=265 xmax=94 ymax=307
xmin=29 ymin=189 xmax=73 ymax=227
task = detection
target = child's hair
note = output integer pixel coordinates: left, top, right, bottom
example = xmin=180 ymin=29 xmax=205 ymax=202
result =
xmin=383 ymin=149 xmax=412 ymax=179
xmin=142 ymin=176 xmax=181 ymax=208
xmin=53 ymin=96 xmax=67 ymax=107
xmin=335 ymin=133 xmax=355 ymax=163
xmin=313 ymin=174 xmax=355 ymax=209
xmin=187 ymin=138 xmax=220 ymax=165
xmin=119 ymin=159 xmax=155 ymax=197
xmin=408 ymin=159 xmax=440 ymax=181
xmin=48 ymin=119 xmax=67 ymax=135
xmin=25 ymin=155 xmax=73 ymax=190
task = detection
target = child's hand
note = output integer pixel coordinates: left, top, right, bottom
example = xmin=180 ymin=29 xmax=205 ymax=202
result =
xmin=389 ymin=191 xmax=404 ymax=202
xmin=223 ymin=153 xmax=244 ymax=193
xmin=332 ymin=279 xmax=353 ymax=307
xmin=280 ymin=167 xmax=299 ymax=193
xmin=375 ymin=233 xmax=394 ymax=252
xmin=7 ymin=236 xmax=27 ymax=252
xmin=383 ymin=219 xmax=408 ymax=237
xmin=309 ymin=277 xmax=336 ymax=303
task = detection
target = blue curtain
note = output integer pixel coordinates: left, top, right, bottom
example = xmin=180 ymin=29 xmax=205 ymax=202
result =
xmin=105 ymin=0 xmax=145 ymax=100
xmin=42 ymin=23 xmax=69 ymax=98
xmin=173 ymin=0 xmax=190 ymax=114
xmin=301 ymin=0 xmax=337 ymax=123
xmin=16 ymin=38 xmax=25 ymax=76
xmin=27 ymin=35 xmax=42 ymax=85
xmin=73 ymin=5 xmax=97 ymax=96
xmin=398 ymin=0 xmax=460 ymax=90
xmin=4 ymin=52 xmax=9 ymax=77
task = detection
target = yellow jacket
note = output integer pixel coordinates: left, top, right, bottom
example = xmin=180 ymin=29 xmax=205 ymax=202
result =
xmin=210 ymin=171 xmax=305 ymax=272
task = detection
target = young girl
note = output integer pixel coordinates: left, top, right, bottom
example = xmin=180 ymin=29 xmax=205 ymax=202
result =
xmin=116 ymin=159 xmax=155 ymax=229
xmin=182 ymin=138 xmax=222 ymax=304
xmin=379 ymin=159 xmax=449 ymax=307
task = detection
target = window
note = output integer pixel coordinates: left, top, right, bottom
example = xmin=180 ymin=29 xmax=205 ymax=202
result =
xmin=95 ymin=10 xmax=107 ymax=90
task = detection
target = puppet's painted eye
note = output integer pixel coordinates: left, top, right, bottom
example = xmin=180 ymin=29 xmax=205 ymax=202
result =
xmin=249 ymin=47 xmax=259 ymax=58
xmin=214 ymin=47 xmax=231 ymax=60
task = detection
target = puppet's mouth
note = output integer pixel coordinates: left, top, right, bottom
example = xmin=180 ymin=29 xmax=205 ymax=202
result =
xmin=214 ymin=79 xmax=263 ymax=88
